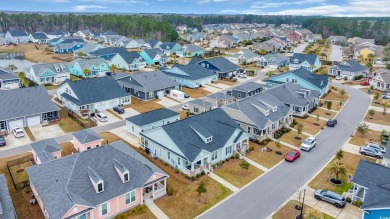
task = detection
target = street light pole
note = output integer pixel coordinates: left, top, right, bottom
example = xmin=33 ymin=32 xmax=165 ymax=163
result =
xmin=300 ymin=187 xmax=307 ymax=219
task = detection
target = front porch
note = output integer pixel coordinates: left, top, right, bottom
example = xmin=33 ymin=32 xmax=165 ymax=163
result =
xmin=143 ymin=179 xmax=167 ymax=204
xmin=250 ymin=115 xmax=293 ymax=140
xmin=347 ymin=183 xmax=366 ymax=203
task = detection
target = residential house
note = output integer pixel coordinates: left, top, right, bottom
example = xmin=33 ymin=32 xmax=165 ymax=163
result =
xmin=229 ymin=49 xmax=260 ymax=65
xmin=190 ymin=57 xmax=241 ymax=79
xmin=369 ymin=68 xmax=390 ymax=91
xmin=223 ymin=92 xmax=293 ymax=140
xmin=74 ymin=30 xmax=94 ymax=39
xmin=25 ymin=62 xmax=70 ymax=85
xmin=328 ymin=36 xmax=348 ymax=45
xmin=99 ymin=31 xmax=119 ymax=44
xmin=72 ymin=129 xmax=103 ymax=152
xmin=69 ymin=58 xmax=110 ymax=78
xmin=0 ymin=174 xmax=17 ymax=219
xmin=328 ymin=60 xmax=369 ymax=80
xmin=209 ymin=35 xmax=238 ymax=49
xmin=115 ymin=71 xmax=180 ymax=101
xmin=253 ymin=42 xmax=275 ymax=54
xmin=89 ymin=47 xmax=128 ymax=59
xmin=158 ymin=42 xmax=182 ymax=56
xmin=289 ymin=53 xmax=321 ymax=72
xmin=73 ymin=43 xmax=106 ymax=56
xmin=126 ymin=108 xmax=180 ymax=138
xmin=140 ymin=48 xmax=168 ymax=66
xmin=266 ymin=68 xmax=330 ymax=96
xmin=354 ymin=45 xmax=384 ymax=61
xmin=162 ymin=63 xmax=217 ymax=89
xmin=0 ymin=86 xmax=60 ymax=131
xmin=57 ymin=76 xmax=131 ymax=115
xmin=5 ymin=30 xmax=29 ymax=44
xmin=27 ymin=141 xmax=168 ymax=219
xmin=140 ymin=108 xmax=250 ymax=176
xmin=188 ymin=99 xmax=213 ymax=115
xmin=348 ymin=160 xmax=390 ymax=219
xmin=106 ymin=52 xmax=146 ymax=71
xmin=176 ymin=44 xmax=205 ymax=58
xmin=204 ymin=92 xmax=235 ymax=108
xmin=140 ymin=40 xmax=162 ymax=50
xmin=233 ymin=32 xmax=253 ymax=42
xmin=48 ymin=37 xmax=64 ymax=47
xmin=47 ymin=30 xmax=69 ymax=40
xmin=0 ymin=35 xmax=6 ymax=45
xmin=28 ymin=32 xmax=49 ymax=44
xmin=0 ymin=67 xmax=20 ymax=90
xmin=31 ymin=138 xmax=62 ymax=165
xmin=257 ymin=53 xmax=289 ymax=68
xmin=55 ymin=40 xmax=85 ymax=54
xmin=119 ymin=38 xmax=143 ymax=49
xmin=229 ymin=81 xmax=264 ymax=99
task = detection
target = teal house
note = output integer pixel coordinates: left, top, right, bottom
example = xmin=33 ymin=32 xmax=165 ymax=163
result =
xmin=176 ymin=44 xmax=205 ymax=58
xmin=140 ymin=48 xmax=168 ymax=66
xmin=158 ymin=42 xmax=182 ymax=56
xmin=68 ymin=58 xmax=110 ymax=78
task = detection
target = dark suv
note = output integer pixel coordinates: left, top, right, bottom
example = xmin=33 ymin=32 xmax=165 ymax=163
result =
xmin=0 ymin=136 xmax=6 ymax=147
xmin=326 ymin=119 xmax=338 ymax=127
xmin=113 ymin=106 xmax=125 ymax=114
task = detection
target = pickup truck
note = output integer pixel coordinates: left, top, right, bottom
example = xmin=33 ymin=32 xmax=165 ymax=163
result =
xmin=381 ymin=93 xmax=390 ymax=99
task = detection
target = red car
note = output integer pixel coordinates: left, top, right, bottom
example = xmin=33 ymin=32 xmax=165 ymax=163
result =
xmin=360 ymin=81 xmax=370 ymax=86
xmin=285 ymin=150 xmax=301 ymax=162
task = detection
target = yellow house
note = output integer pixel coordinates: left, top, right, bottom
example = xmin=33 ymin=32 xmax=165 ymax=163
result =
xmin=358 ymin=48 xmax=375 ymax=60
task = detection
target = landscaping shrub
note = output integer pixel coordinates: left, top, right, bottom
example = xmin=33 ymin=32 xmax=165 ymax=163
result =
xmin=185 ymin=174 xmax=190 ymax=180
xmin=308 ymin=106 xmax=317 ymax=114
xmin=196 ymin=173 xmax=201 ymax=179
xmin=346 ymin=197 xmax=351 ymax=203
xmin=302 ymin=114 xmax=309 ymax=119
xmin=354 ymin=75 xmax=364 ymax=80
xmin=322 ymin=60 xmax=333 ymax=65
xmin=259 ymin=138 xmax=271 ymax=145
xmin=234 ymin=154 xmax=240 ymax=159
xmin=175 ymin=169 xmax=180 ymax=174
xmin=191 ymin=176 xmax=196 ymax=181
xmin=353 ymin=201 xmax=363 ymax=207
xmin=282 ymin=127 xmax=291 ymax=133
xmin=201 ymin=171 xmax=206 ymax=176
xmin=249 ymin=146 xmax=254 ymax=151
xmin=290 ymin=119 xmax=298 ymax=128
xmin=167 ymin=185 xmax=175 ymax=196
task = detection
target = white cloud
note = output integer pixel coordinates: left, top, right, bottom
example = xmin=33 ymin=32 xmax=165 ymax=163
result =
xmin=78 ymin=0 xmax=147 ymax=5
xmin=195 ymin=0 xmax=249 ymax=5
xmin=74 ymin=5 xmax=106 ymax=11
xmin=251 ymin=0 xmax=326 ymax=9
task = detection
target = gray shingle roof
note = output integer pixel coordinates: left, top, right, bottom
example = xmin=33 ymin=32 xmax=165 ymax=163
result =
xmin=206 ymin=92 xmax=233 ymax=100
xmin=333 ymin=60 xmax=369 ymax=73
xmin=0 ymin=68 xmax=18 ymax=81
xmin=375 ymin=69 xmax=390 ymax=84
xmin=290 ymin=53 xmax=319 ymax=65
xmin=60 ymin=37 xmax=84 ymax=44
xmin=182 ymin=44 xmax=205 ymax=53
xmin=264 ymin=82 xmax=320 ymax=107
xmin=74 ymin=43 xmax=105 ymax=54
xmin=28 ymin=62 xmax=69 ymax=78
xmin=27 ymin=141 xmax=167 ymax=219
xmin=159 ymin=42 xmax=178 ymax=51
xmin=190 ymin=99 xmax=213 ymax=107
xmin=56 ymin=41 xmax=84 ymax=50
xmin=162 ymin=63 xmax=215 ymax=80
xmin=262 ymin=53 xmax=289 ymax=62
xmin=145 ymin=40 xmax=160 ymax=48
xmin=70 ymin=58 xmax=108 ymax=70
xmin=72 ymin=129 xmax=101 ymax=144
xmin=0 ymin=174 xmax=16 ymax=219
xmin=353 ymin=160 xmax=390 ymax=210
xmin=126 ymin=108 xmax=179 ymax=127
xmin=233 ymin=81 xmax=263 ymax=93
xmin=7 ymin=30 xmax=28 ymax=37
xmin=190 ymin=57 xmax=240 ymax=72
xmin=114 ymin=52 xmax=144 ymax=64
xmin=59 ymin=76 xmax=128 ymax=106
xmin=90 ymin=47 xmax=127 ymax=56
xmin=30 ymin=32 xmax=48 ymax=40
xmin=268 ymin=68 xmax=329 ymax=90
xmin=231 ymin=49 xmax=259 ymax=60
xmin=31 ymin=138 xmax=62 ymax=163
xmin=143 ymin=48 xmax=167 ymax=59
xmin=0 ymin=86 xmax=60 ymax=121
xmin=115 ymin=70 xmax=179 ymax=93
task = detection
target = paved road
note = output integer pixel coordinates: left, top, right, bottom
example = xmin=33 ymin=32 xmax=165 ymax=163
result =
xmin=293 ymin=43 xmax=308 ymax=53
xmin=329 ymin=45 xmax=343 ymax=62
xmin=200 ymin=83 xmax=371 ymax=219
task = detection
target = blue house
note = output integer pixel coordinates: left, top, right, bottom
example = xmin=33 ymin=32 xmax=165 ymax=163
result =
xmin=89 ymin=47 xmax=128 ymax=59
xmin=158 ymin=42 xmax=182 ymax=56
xmin=176 ymin=44 xmax=205 ymax=58
xmin=140 ymin=49 xmax=168 ymax=66
xmin=265 ymin=68 xmax=330 ymax=96
xmin=48 ymin=37 xmax=63 ymax=47
xmin=289 ymin=53 xmax=321 ymax=72
xmin=162 ymin=64 xmax=217 ymax=88
xmin=348 ymin=160 xmax=390 ymax=219
xmin=189 ymin=57 xmax=241 ymax=79
xmin=68 ymin=58 xmax=110 ymax=78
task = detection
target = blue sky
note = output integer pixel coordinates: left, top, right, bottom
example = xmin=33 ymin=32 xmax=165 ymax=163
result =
xmin=3 ymin=0 xmax=390 ymax=16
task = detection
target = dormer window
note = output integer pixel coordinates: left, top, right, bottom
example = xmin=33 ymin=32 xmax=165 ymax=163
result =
xmin=97 ymin=182 xmax=104 ymax=193
xmin=206 ymin=137 xmax=213 ymax=143
xmin=124 ymin=173 xmax=129 ymax=182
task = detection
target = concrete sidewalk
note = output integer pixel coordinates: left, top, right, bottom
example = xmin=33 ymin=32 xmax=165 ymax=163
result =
xmin=308 ymin=114 xmax=328 ymax=121
xmin=208 ymin=173 xmax=239 ymax=192
xmin=365 ymin=121 xmax=390 ymax=132
xmin=146 ymin=201 xmax=170 ymax=219
xmin=341 ymin=143 xmax=361 ymax=155
xmin=272 ymin=138 xmax=299 ymax=150
xmin=368 ymin=105 xmax=385 ymax=112
xmin=241 ymin=156 xmax=269 ymax=172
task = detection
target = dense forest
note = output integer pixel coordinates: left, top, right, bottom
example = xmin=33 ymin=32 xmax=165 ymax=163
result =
xmin=0 ymin=13 xmax=389 ymax=44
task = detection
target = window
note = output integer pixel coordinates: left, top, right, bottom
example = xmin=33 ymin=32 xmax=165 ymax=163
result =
xmin=87 ymin=147 xmax=91 ymax=150
xmin=132 ymin=126 xmax=134 ymax=132
xmin=226 ymin=145 xmax=232 ymax=155
xmin=177 ymin=157 xmax=181 ymax=166
xmin=212 ymin=151 xmax=218 ymax=161
xmin=148 ymin=92 xmax=154 ymax=98
xmin=97 ymin=183 xmax=103 ymax=193
xmin=124 ymin=173 xmax=129 ymax=182
xmin=247 ymin=126 xmax=251 ymax=133
xmin=194 ymin=107 xmax=199 ymax=113
xmin=286 ymin=78 xmax=289 ymax=82
xmin=168 ymin=151 xmax=170 ymax=160
xmin=237 ymin=93 xmax=241 ymax=98
xmin=100 ymin=203 xmax=108 ymax=216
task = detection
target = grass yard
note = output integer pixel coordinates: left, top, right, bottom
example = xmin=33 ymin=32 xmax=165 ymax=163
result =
xmin=213 ymin=158 xmax=264 ymax=188
xmin=9 ymin=161 xmax=32 ymax=183
xmin=59 ymin=142 xmax=77 ymax=157
xmin=294 ymin=116 xmax=326 ymax=135
xmin=56 ymin=108 xmax=83 ymax=133
xmin=114 ymin=204 xmax=157 ymax=219
xmin=216 ymin=79 xmax=239 ymax=86
xmin=24 ymin=127 xmax=36 ymax=142
xmin=182 ymin=87 xmax=212 ymax=99
xmin=322 ymin=91 xmax=349 ymax=103
xmin=360 ymin=88 xmax=384 ymax=95
xmin=273 ymin=200 xmax=335 ymax=219
xmin=319 ymin=100 xmax=343 ymax=111
xmin=0 ymin=152 xmax=45 ymax=219
xmin=279 ymin=129 xmax=309 ymax=147
xmin=178 ymin=110 xmax=189 ymax=119
xmin=308 ymin=152 xmax=375 ymax=195
xmin=310 ymin=108 xmax=337 ymax=119
xmin=127 ymin=97 xmax=164 ymax=113
xmin=44 ymin=84 xmax=59 ymax=90
xmin=247 ymin=141 xmax=290 ymax=169
xmin=70 ymin=75 xmax=82 ymax=81
xmin=364 ymin=111 xmax=390 ymax=126
xmin=349 ymin=129 xmax=383 ymax=146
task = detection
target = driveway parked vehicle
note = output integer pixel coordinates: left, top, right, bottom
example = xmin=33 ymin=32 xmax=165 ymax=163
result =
xmin=360 ymin=81 xmax=370 ymax=86
xmin=326 ymin=119 xmax=338 ymax=127
xmin=300 ymin=137 xmax=317 ymax=151
xmin=381 ymin=93 xmax=390 ymax=99
xmin=0 ymin=136 xmax=6 ymax=147
xmin=365 ymin=143 xmax=386 ymax=153
xmin=182 ymin=104 xmax=189 ymax=110
xmin=314 ymin=189 xmax=346 ymax=208
xmin=113 ymin=106 xmax=125 ymax=114
xmin=335 ymin=76 xmax=343 ymax=80
xmin=183 ymin=92 xmax=190 ymax=98
xmin=12 ymin=128 xmax=25 ymax=138
xmin=285 ymin=150 xmax=301 ymax=162
xmin=238 ymin=73 xmax=247 ymax=78
xmin=96 ymin=113 xmax=108 ymax=122
xmin=359 ymin=146 xmax=383 ymax=159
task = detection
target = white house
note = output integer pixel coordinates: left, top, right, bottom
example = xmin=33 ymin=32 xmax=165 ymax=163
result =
xmin=328 ymin=60 xmax=369 ymax=80
xmin=369 ymin=68 xmax=390 ymax=91
xmin=107 ymin=52 xmax=146 ymax=71
xmin=5 ymin=30 xmax=29 ymax=44
xmin=228 ymin=49 xmax=260 ymax=65
xmin=289 ymin=53 xmax=321 ymax=72
xmin=25 ymin=62 xmax=70 ymax=85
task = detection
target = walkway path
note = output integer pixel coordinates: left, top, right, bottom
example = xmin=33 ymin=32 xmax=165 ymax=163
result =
xmin=272 ymin=138 xmax=299 ymax=150
xmin=365 ymin=121 xmax=390 ymax=132
xmin=146 ymin=201 xmax=170 ymax=219
xmin=368 ymin=105 xmax=384 ymax=112
xmin=341 ymin=142 xmax=361 ymax=155
xmin=293 ymin=43 xmax=308 ymax=53
xmin=208 ymin=173 xmax=239 ymax=192
xmin=241 ymin=156 xmax=269 ymax=172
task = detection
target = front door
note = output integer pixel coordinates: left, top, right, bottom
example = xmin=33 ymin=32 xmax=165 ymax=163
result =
xmin=80 ymin=214 xmax=86 ymax=219
xmin=203 ymin=158 xmax=207 ymax=168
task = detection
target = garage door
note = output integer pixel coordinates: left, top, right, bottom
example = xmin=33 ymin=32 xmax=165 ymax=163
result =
xmin=109 ymin=101 xmax=117 ymax=108
xmin=156 ymin=91 xmax=164 ymax=98
xmin=269 ymin=64 xmax=278 ymax=69
xmin=206 ymin=78 xmax=212 ymax=84
xmin=8 ymin=119 xmax=24 ymax=131
xmin=27 ymin=115 xmax=41 ymax=127
xmin=95 ymin=103 xmax=106 ymax=111
xmin=200 ymin=80 xmax=206 ymax=85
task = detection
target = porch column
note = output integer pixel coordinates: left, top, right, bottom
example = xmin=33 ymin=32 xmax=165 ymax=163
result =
xmin=362 ymin=187 xmax=366 ymax=201
xmin=140 ymin=187 xmax=143 ymax=204
xmin=191 ymin=162 xmax=194 ymax=171
xmin=152 ymin=183 xmax=155 ymax=199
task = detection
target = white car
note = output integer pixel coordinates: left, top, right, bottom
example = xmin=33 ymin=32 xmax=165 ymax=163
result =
xmin=335 ymin=76 xmax=343 ymax=80
xmin=182 ymin=104 xmax=189 ymax=110
xmin=381 ymin=93 xmax=390 ymax=99
xmin=238 ymin=73 xmax=247 ymax=78
xmin=300 ymin=137 xmax=317 ymax=151
xmin=96 ymin=113 xmax=108 ymax=122
xmin=12 ymin=128 xmax=25 ymax=138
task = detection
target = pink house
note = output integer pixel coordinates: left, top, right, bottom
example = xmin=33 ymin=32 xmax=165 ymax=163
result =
xmin=31 ymin=138 xmax=62 ymax=164
xmin=72 ymin=129 xmax=103 ymax=152
xmin=27 ymin=141 xmax=168 ymax=219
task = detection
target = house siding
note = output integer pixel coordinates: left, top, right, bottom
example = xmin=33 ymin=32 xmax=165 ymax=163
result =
xmin=266 ymin=74 xmax=329 ymax=96
xmin=73 ymin=138 xmax=102 ymax=152
xmin=126 ymin=115 xmax=180 ymax=138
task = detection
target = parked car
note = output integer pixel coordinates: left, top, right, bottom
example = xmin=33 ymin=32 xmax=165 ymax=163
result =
xmin=335 ymin=76 xmax=343 ymax=80
xmin=183 ymin=92 xmax=190 ymax=98
xmin=381 ymin=93 xmax=390 ymax=99
xmin=300 ymin=137 xmax=317 ymax=151
xmin=359 ymin=146 xmax=383 ymax=159
xmin=113 ymin=106 xmax=125 ymax=114
xmin=96 ymin=113 xmax=108 ymax=122
xmin=0 ymin=136 xmax=6 ymax=147
xmin=314 ymin=189 xmax=346 ymax=208
xmin=182 ymin=104 xmax=189 ymax=110
xmin=326 ymin=119 xmax=338 ymax=127
xmin=238 ymin=73 xmax=247 ymax=78
xmin=365 ymin=143 xmax=386 ymax=153
xmin=285 ymin=150 xmax=301 ymax=162
xmin=12 ymin=128 xmax=25 ymax=138
xmin=360 ymin=81 xmax=370 ymax=86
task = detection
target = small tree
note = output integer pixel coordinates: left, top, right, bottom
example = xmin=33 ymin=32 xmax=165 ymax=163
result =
xmin=367 ymin=53 xmax=375 ymax=63
xmin=368 ymin=109 xmax=375 ymax=119
xmin=83 ymin=68 xmax=91 ymax=76
xmin=320 ymin=52 xmax=326 ymax=59
xmin=266 ymin=71 xmax=275 ymax=77
xmin=196 ymin=181 xmax=207 ymax=201
xmin=239 ymin=159 xmax=250 ymax=176
xmin=340 ymin=89 xmax=346 ymax=95
xmin=381 ymin=100 xmax=389 ymax=115
xmin=110 ymin=64 xmax=117 ymax=74
xmin=328 ymin=161 xmax=347 ymax=181
xmin=357 ymin=123 xmax=369 ymax=136
xmin=304 ymin=208 xmax=324 ymax=219
xmin=326 ymin=101 xmax=332 ymax=111
xmin=275 ymin=141 xmax=282 ymax=154
xmin=297 ymin=124 xmax=303 ymax=136
xmin=316 ymin=114 xmax=320 ymax=122
xmin=374 ymin=92 xmax=380 ymax=101
xmin=335 ymin=149 xmax=344 ymax=162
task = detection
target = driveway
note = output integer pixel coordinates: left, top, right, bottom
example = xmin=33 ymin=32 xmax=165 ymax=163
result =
xmin=200 ymin=84 xmax=371 ymax=219
xmin=118 ymin=108 xmax=140 ymax=120
xmin=329 ymin=45 xmax=343 ymax=62
xmin=96 ymin=110 xmax=122 ymax=126
xmin=109 ymin=127 xmax=140 ymax=147
xmin=0 ymin=131 xmax=31 ymax=152
xmin=293 ymin=43 xmax=308 ymax=53
xmin=29 ymin=124 xmax=65 ymax=141
xmin=202 ymin=84 xmax=222 ymax=93
xmin=157 ymin=96 xmax=182 ymax=108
